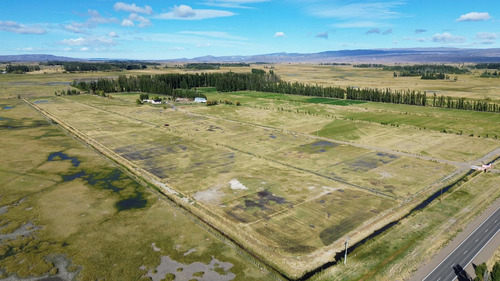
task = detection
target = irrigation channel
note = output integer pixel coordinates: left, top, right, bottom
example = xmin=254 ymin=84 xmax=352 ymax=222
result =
xmin=24 ymin=98 xmax=497 ymax=281
xmin=296 ymin=169 xmax=478 ymax=281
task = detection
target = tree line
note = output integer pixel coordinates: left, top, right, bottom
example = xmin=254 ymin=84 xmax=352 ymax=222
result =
xmin=184 ymin=63 xmax=250 ymax=70
xmin=71 ymin=71 xmax=500 ymax=113
xmin=385 ymin=64 xmax=469 ymax=77
xmin=42 ymin=61 xmax=157 ymax=72
xmin=5 ymin=64 xmax=40 ymax=73
xmin=353 ymin=64 xmax=385 ymax=68
xmin=473 ymin=63 xmax=500 ymax=70
xmin=480 ymin=70 xmax=500 ymax=78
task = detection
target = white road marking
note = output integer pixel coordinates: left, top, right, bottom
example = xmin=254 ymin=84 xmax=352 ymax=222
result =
xmin=421 ymin=207 xmax=500 ymax=281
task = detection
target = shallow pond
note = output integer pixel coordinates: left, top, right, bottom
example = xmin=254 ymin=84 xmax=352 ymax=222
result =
xmin=47 ymin=151 xmax=147 ymax=212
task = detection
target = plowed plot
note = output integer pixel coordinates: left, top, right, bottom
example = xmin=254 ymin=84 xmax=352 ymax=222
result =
xmin=33 ymin=95 xmax=459 ymax=278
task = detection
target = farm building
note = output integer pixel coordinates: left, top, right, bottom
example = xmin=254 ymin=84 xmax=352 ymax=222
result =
xmin=194 ymin=97 xmax=207 ymax=103
xmin=142 ymin=99 xmax=163 ymax=104
xmin=175 ymin=98 xmax=190 ymax=102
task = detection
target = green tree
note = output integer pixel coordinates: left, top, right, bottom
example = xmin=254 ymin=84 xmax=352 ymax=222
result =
xmin=474 ymin=263 xmax=487 ymax=281
xmin=492 ymin=261 xmax=500 ymax=281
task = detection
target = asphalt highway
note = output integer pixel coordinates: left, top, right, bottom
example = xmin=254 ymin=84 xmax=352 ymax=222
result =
xmin=422 ymin=207 xmax=500 ymax=281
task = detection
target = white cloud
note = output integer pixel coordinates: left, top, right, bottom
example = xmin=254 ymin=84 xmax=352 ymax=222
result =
xmin=80 ymin=47 xmax=90 ymax=51
xmin=175 ymin=5 xmax=196 ymax=17
xmin=475 ymin=32 xmax=498 ymax=44
xmin=0 ymin=20 xmax=46 ymax=34
xmin=309 ymin=2 xmax=404 ymax=20
xmin=108 ymin=31 xmax=119 ymax=38
xmin=200 ymin=0 xmax=269 ymax=9
xmin=456 ymin=12 xmax=491 ymax=22
xmin=432 ymin=32 xmax=466 ymax=43
xmin=121 ymin=19 xmax=135 ymax=26
xmin=179 ymin=31 xmax=246 ymax=40
xmin=61 ymin=37 xmax=87 ymax=46
xmin=128 ymin=13 xmax=151 ymax=27
xmin=60 ymin=36 xmax=116 ymax=46
xmin=274 ymin=31 xmax=286 ymax=38
xmin=154 ymin=5 xmax=235 ymax=20
xmin=475 ymin=32 xmax=498 ymax=40
xmin=63 ymin=23 xmax=88 ymax=34
xmin=86 ymin=9 xmax=118 ymax=24
xmin=62 ymin=10 xmax=117 ymax=34
xmin=113 ymin=2 xmax=153 ymax=15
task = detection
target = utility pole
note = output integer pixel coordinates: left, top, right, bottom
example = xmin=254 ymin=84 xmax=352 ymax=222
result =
xmin=344 ymin=237 xmax=349 ymax=265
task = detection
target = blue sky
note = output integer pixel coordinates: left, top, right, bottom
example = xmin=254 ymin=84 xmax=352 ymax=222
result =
xmin=1 ymin=0 xmax=499 ymax=59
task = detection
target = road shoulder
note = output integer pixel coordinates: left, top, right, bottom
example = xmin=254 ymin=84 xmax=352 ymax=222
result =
xmin=409 ymin=196 xmax=500 ymax=281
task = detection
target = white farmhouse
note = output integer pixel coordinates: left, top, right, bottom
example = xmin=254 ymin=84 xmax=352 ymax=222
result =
xmin=194 ymin=97 xmax=207 ymax=103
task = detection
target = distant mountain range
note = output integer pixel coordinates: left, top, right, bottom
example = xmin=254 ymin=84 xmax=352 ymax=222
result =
xmin=0 ymin=54 xmax=85 ymax=63
xmin=1 ymin=48 xmax=500 ymax=63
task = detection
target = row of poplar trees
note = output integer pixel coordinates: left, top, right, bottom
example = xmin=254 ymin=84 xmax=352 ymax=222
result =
xmin=71 ymin=71 xmax=500 ymax=113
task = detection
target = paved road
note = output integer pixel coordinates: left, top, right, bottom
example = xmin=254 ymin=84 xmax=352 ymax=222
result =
xmin=422 ymin=207 xmax=500 ymax=281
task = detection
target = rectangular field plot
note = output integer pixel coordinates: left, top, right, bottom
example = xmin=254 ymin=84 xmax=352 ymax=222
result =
xmin=184 ymin=92 xmax=500 ymax=163
xmin=31 ymin=95 xmax=468 ymax=277
xmin=249 ymin=187 xmax=392 ymax=252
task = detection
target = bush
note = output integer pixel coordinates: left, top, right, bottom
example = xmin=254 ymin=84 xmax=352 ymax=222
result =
xmin=492 ymin=261 xmax=500 ymax=281
xmin=206 ymin=100 xmax=218 ymax=106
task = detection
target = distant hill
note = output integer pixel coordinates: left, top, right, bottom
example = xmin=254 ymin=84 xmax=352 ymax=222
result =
xmin=1 ymin=48 xmax=500 ymax=63
xmin=178 ymin=48 xmax=500 ymax=63
xmin=0 ymin=54 xmax=85 ymax=62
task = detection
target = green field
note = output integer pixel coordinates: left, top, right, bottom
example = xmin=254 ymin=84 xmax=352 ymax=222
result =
xmin=1 ymin=65 xmax=499 ymax=280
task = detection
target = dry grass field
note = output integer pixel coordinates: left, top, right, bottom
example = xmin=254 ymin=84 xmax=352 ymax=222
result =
xmin=270 ymin=64 xmax=500 ymax=101
xmin=1 ymin=64 xmax=499 ymax=280
xmin=29 ymin=85 xmax=498 ymax=278
xmin=0 ymin=98 xmax=273 ymax=280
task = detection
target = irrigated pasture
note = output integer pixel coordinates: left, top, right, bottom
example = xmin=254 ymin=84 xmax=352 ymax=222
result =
xmin=28 ymin=90 xmax=489 ymax=278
